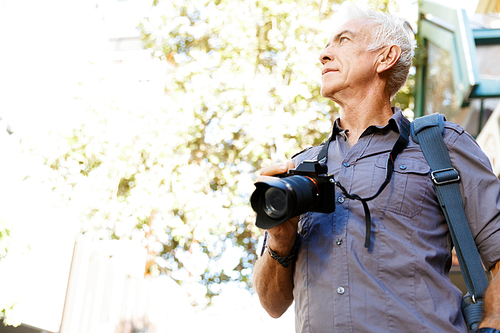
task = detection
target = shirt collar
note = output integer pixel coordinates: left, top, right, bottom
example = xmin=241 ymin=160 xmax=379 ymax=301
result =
xmin=330 ymin=107 xmax=404 ymax=141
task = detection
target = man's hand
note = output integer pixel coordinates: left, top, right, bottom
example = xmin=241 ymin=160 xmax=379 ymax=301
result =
xmin=257 ymin=161 xmax=299 ymax=256
xmin=479 ymin=261 xmax=500 ymax=330
xmin=252 ymin=160 xmax=299 ymax=318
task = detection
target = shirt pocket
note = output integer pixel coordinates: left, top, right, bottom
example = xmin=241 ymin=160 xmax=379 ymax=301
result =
xmin=371 ymin=155 xmax=431 ymax=218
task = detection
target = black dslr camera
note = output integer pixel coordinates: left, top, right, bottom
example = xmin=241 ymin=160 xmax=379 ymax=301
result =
xmin=250 ymin=160 xmax=336 ymax=229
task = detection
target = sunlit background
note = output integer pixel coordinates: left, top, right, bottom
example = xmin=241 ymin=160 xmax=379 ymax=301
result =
xmin=0 ymin=0 xmax=482 ymax=332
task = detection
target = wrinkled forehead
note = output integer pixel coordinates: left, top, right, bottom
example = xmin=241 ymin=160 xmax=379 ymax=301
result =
xmin=327 ymin=17 xmax=377 ymax=44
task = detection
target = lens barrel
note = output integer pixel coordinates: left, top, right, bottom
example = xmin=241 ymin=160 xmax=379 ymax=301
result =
xmin=250 ymin=175 xmax=319 ymax=229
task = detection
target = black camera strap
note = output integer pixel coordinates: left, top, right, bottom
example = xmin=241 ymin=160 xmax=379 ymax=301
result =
xmin=316 ymin=116 xmax=411 ymax=248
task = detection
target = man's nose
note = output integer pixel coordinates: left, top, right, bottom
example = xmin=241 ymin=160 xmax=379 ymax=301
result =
xmin=319 ymin=46 xmax=334 ymax=65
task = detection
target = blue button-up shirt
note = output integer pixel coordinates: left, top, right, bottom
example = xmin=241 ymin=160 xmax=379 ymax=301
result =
xmin=291 ymin=109 xmax=500 ymax=332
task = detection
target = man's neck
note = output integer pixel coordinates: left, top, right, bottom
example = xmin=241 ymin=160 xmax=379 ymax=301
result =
xmin=337 ymin=98 xmax=394 ymax=146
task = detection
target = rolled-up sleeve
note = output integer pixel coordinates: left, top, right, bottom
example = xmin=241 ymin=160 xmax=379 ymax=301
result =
xmin=446 ymin=123 xmax=500 ymax=271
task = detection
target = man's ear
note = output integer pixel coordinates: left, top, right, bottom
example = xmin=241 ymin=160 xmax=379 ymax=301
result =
xmin=376 ymin=45 xmax=401 ymax=74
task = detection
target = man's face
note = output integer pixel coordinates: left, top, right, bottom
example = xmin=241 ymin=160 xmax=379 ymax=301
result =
xmin=319 ymin=18 xmax=381 ymax=101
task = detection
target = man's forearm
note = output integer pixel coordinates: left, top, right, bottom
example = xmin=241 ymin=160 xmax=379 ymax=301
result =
xmin=479 ymin=261 xmax=500 ymax=329
xmin=253 ymin=248 xmax=295 ymax=318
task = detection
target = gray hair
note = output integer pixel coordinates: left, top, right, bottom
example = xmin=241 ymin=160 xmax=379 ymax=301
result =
xmin=334 ymin=3 xmax=415 ymax=99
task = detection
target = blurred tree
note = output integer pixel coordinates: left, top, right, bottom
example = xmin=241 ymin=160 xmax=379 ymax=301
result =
xmin=0 ymin=118 xmax=20 ymax=327
xmin=0 ymin=222 xmax=10 ymax=267
xmin=134 ymin=0 xmax=340 ymax=304
xmin=0 ymin=220 xmax=17 ymax=326
xmin=36 ymin=0 xmax=414 ymax=307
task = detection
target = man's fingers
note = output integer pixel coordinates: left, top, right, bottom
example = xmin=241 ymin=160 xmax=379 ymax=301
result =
xmin=258 ymin=161 xmax=296 ymax=177
xmin=259 ymin=163 xmax=288 ymax=177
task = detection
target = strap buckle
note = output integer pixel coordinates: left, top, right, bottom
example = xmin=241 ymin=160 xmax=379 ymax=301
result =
xmin=431 ymin=168 xmax=460 ymax=185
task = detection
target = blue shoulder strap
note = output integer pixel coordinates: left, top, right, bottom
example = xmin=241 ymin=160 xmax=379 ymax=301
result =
xmin=411 ymin=113 xmax=489 ymax=332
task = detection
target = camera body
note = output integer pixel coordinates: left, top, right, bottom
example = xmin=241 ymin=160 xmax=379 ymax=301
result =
xmin=250 ymin=160 xmax=336 ymax=229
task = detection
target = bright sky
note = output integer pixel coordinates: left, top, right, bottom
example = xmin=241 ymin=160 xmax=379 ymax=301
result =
xmin=0 ymin=0 xmax=294 ymax=331
xmin=0 ymin=0 xmax=95 ymax=330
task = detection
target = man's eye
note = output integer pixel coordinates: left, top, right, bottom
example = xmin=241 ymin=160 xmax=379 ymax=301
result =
xmin=340 ymin=37 xmax=348 ymax=43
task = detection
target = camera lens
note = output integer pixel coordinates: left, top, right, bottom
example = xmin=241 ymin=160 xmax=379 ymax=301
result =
xmin=264 ymin=187 xmax=288 ymax=219
xmin=251 ymin=175 xmax=320 ymax=229
xmin=251 ymin=161 xmax=335 ymax=229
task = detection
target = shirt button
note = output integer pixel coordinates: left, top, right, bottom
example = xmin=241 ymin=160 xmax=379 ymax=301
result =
xmin=337 ymin=196 xmax=345 ymax=204
xmin=337 ymin=287 xmax=345 ymax=295
xmin=336 ymin=238 xmax=343 ymax=246
xmin=343 ymin=162 xmax=350 ymax=167
xmin=400 ymin=164 xmax=407 ymax=170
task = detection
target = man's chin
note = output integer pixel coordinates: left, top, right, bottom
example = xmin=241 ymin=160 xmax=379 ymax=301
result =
xmin=320 ymin=88 xmax=337 ymax=100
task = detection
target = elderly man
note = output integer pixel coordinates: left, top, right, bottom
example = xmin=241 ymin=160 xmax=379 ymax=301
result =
xmin=252 ymin=4 xmax=500 ymax=333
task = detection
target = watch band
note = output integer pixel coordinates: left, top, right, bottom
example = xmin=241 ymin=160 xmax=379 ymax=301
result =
xmin=266 ymin=234 xmax=301 ymax=268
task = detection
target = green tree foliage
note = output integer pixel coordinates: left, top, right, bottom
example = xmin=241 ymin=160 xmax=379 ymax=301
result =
xmin=0 ymin=220 xmax=18 ymax=326
xmin=0 ymin=223 xmax=10 ymax=262
xmin=135 ymin=0 xmax=341 ymax=303
xmin=37 ymin=0 xmax=414 ymax=306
